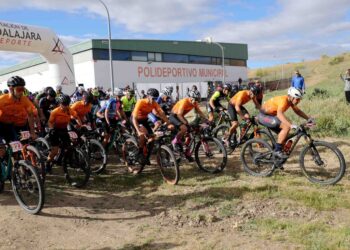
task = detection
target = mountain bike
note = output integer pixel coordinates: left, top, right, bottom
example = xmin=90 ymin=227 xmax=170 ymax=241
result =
xmin=175 ymin=119 xmax=227 ymax=174
xmin=122 ymin=125 xmax=180 ymax=185
xmin=0 ymin=139 xmax=44 ymax=214
xmin=240 ymin=123 xmax=346 ymax=185
xmin=213 ymin=116 xmax=273 ymax=154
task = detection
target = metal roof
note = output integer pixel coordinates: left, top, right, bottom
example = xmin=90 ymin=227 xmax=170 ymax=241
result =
xmin=0 ymin=39 xmax=248 ymax=75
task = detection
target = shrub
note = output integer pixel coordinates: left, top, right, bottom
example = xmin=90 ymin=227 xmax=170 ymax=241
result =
xmin=308 ymin=88 xmax=330 ymax=100
xmin=256 ymin=69 xmax=268 ymax=78
xmin=329 ymin=56 xmax=344 ymax=65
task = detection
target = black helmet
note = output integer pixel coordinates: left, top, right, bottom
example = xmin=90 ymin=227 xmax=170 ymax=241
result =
xmin=7 ymin=76 xmax=25 ymax=87
xmin=83 ymin=91 xmax=93 ymax=103
xmin=250 ymin=85 xmax=260 ymax=96
xmin=223 ymin=83 xmax=232 ymax=91
xmin=146 ymin=88 xmax=159 ymax=98
xmin=128 ymin=89 xmax=135 ymax=96
xmin=57 ymin=94 xmax=71 ymax=106
xmin=47 ymin=89 xmax=57 ymax=98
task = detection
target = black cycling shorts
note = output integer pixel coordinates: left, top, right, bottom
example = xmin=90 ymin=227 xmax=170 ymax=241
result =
xmin=130 ymin=116 xmax=153 ymax=135
xmin=169 ymin=113 xmax=184 ymax=128
xmin=257 ymin=112 xmax=281 ymax=133
xmin=49 ymin=128 xmax=71 ymax=147
xmin=227 ymin=103 xmax=248 ymax=122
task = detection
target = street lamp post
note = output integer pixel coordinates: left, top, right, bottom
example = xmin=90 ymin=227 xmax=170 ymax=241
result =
xmin=203 ymin=37 xmax=225 ymax=83
xmin=98 ymin=0 xmax=114 ymax=91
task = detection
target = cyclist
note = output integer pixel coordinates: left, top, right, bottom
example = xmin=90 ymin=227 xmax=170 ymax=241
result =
xmin=39 ymin=88 xmax=57 ymax=124
xmin=70 ymin=92 xmax=94 ymax=124
xmin=132 ymin=88 xmax=170 ymax=161
xmin=257 ymin=87 xmax=312 ymax=158
xmin=96 ymin=88 xmax=126 ymax=147
xmin=35 ymin=86 xmax=54 ymax=105
xmin=45 ymin=94 xmax=81 ymax=172
xmin=72 ymin=86 xmax=85 ymax=103
xmin=207 ymin=83 xmax=231 ymax=122
xmin=169 ymin=90 xmax=208 ymax=160
xmin=225 ymin=85 xmax=261 ymax=145
xmin=0 ymin=76 xmax=37 ymax=142
xmin=121 ymin=89 xmax=136 ymax=118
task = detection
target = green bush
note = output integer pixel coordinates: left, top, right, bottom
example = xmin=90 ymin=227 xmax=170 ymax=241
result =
xmin=329 ymin=56 xmax=344 ymax=65
xmin=256 ymin=68 xmax=268 ymax=78
xmin=308 ymin=88 xmax=330 ymax=100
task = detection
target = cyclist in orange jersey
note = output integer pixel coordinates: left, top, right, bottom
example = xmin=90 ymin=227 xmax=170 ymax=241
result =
xmin=45 ymin=94 xmax=82 ymax=172
xmin=225 ymin=85 xmax=261 ymax=145
xmin=132 ymin=88 xmax=171 ymax=159
xmin=258 ymin=87 xmax=312 ymax=158
xmin=169 ymin=90 xmax=208 ymax=160
xmin=70 ymin=92 xmax=93 ymax=123
xmin=0 ymin=76 xmax=37 ymax=142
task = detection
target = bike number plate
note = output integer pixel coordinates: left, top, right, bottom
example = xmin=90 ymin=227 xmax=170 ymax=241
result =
xmin=68 ymin=131 xmax=78 ymax=139
xmin=9 ymin=141 xmax=23 ymax=152
xmin=20 ymin=131 xmax=31 ymax=140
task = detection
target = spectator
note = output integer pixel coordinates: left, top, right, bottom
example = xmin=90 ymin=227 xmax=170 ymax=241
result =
xmin=56 ymin=84 xmax=63 ymax=96
xmin=340 ymin=68 xmax=350 ymax=104
xmin=188 ymin=85 xmax=201 ymax=100
xmin=291 ymin=70 xmax=305 ymax=92
xmin=140 ymin=90 xmax=147 ymax=99
xmin=255 ymin=80 xmax=264 ymax=105
xmin=238 ymin=78 xmax=243 ymax=88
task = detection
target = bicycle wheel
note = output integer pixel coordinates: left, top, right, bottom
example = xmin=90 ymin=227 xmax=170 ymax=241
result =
xmin=11 ymin=160 xmax=44 ymax=214
xmin=241 ymin=138 xmax=275 ymax=177
xmin=212 ymin=124 xmax=235 ymax=154
xmin=195 ymin=137 xmax=227 ymax=173
xmin=87 ymin=139 xmax=107 ymax=175
xmin=122 ymin=137 xmax=144 ymax=174
xmin=63 ymin=148 xmax=90 ymax=188
xmin=157 ymin=145 xmax=180 ymax=185
xmin=24 ymin=145 xmax=46 ymax=182
xmin=250 ymin=129 xmax=275 ymax=149
xmin=35 ymin=137 xmax=50 ymax=160
xmin=299 ymin=141 xmax=346 ymax=185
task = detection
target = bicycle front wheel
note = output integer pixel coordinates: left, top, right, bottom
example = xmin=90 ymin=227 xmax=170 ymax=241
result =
xmin=240 ymin=138 xmax=275 ymax=177
xmin=122 ymin=137 xmax=144 ymax=174
xmin=63 ymin=149 xmax=90 ymax=188
xmin=157 ymin=145 xmax=180 ymax=185
xmin=195 ymin=137 xmax=227 ymax=173
xmin=11 ymin=160 xmax=44 ymax=214
xmin=300 ymin=141 xmax=346 ymax=185
xmin=88 ymin=139 xmax=107 ymax=175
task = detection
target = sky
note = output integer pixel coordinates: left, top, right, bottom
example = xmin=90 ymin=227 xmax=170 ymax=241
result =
xmin=0 ymin=0 xmax=350 ymax=69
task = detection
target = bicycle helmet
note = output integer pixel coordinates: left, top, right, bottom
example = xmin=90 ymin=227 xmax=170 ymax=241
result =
xmin=147 ymin=88 xmax=160 ymax=98
xmin=83 ymin=91 xmax=93 ymax=103
xmin=57 ymin=94 xmax=71 ymax=106
xmin=161 ymin=89 xmax=171 ymax=97
xmin=250 ymin=85 xmax=260 ymax=96
xmin=92 ymin=89 xmax=100 ymax=97
xmin=288 ymin=87 xmax=303 ymax=99
xmin=188 ymin=90 xmax=201 ymax=101
xmin=47 ymin=89 xmax=57 ymax=98
xmin=7 ymin=76 xmax=25 ymax=87
xmin=114 ymin=88 xmax=124 ymax=97
xmin=165 ymin=86 xmax=174 ymax=93
xmin=223 ymin=83 xmax=232 ymax=92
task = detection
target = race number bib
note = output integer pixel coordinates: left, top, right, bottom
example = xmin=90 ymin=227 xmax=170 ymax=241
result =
xmin=9 ymin=141 xmax=23 ymax=152
xmin=20 ymin=131 xmax=31 ymax=140
xmin=68 ymin=131 xmax=78 ymax=139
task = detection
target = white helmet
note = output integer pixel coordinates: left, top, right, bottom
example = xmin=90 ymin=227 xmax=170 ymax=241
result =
xmin=288 ymin=87 xmax=303 ymax=99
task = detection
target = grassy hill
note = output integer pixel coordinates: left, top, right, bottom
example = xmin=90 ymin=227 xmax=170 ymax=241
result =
xmin=247 ymin=53 xmax=350 ymax=137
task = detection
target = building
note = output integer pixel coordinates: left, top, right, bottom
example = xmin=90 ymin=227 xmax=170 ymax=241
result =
xmin=0 ymin=39 xmax=248 ymax=98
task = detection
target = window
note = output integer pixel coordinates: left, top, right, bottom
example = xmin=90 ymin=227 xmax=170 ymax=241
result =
xmin=131 ymin=51 xmax=148 ymax=61
xmin=93 ymin=49 xmax=109 ymax=60
xmin=155 ymin=53 xmax=162 ymax=62
xmin=163 ymin=53 xmax=189 ymax=63
xmin=114 ymin=50 xmax=131 ymax=60
xmin=230 ymin=59 xmax=247 ymax=67
xmin=148 ymin=52 xmax=155 ymax=61
xmin=224 ymin=58 xmax=230 ymax=66
xmin=189 ymin=55 xmax=211 ymax=64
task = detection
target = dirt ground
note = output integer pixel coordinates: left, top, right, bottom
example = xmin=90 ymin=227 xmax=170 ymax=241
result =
xmin=0 ymin=138 xmax=349 ymax=250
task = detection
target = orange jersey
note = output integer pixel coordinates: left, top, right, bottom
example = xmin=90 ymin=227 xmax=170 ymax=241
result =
xmin=230 ymin=90 xmax=252 ymax=106
xmin=132 ymin=99 xmax=162 ymax=120
xmin=49 ymin=107 xmax=78 ymax=129
xmin=0 ymin=94 xmax=33 ymax=126
xmin=70 ymin=101 xmax=92 ymax=120
xmin=261 ymin=95 xmax=291 ymax=116
xmin=171 ymin=98 xmax=199 ymax=116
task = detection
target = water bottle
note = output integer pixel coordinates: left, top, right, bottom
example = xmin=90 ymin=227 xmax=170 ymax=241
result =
xmin=283 ymin=139 xmax=293 ymax=153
